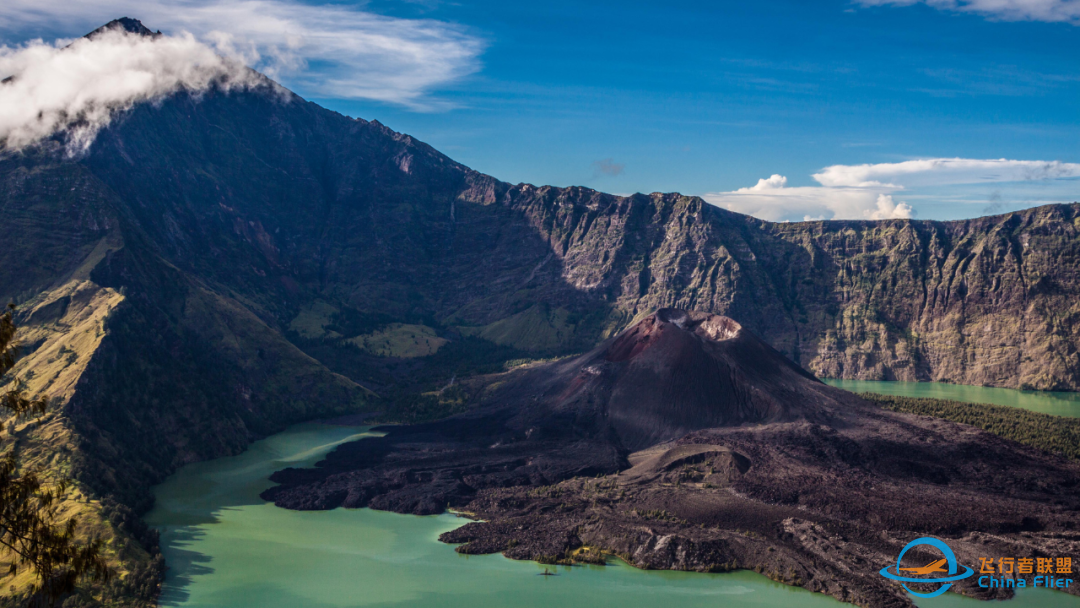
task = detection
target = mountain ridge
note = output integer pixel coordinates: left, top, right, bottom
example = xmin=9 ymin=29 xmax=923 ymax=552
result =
xmin=1 ymin=23 xmax=1079 ymax=603
xmin=2 ymin=71 xmax=1078 ymax=503
xmin=7 ymin=75 xmax=1080 ymax=392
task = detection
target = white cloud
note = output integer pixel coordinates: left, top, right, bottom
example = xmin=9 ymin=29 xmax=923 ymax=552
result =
xmin=0 ymin=0 xmax=484 ymax=108
xmin=857 ymin=0 xmax=1080 ymax=24
xmin=746 ymin=174 xmax=788 ymax=190
xmin=0 ymin=28 xmax=263 ymax=153
xmin=703 ymin=178 xmax=912 ymax=222
xmin=703 ymin=157 xmax=1079 ymax=222
xmin=814 ymin=158 xmax=1080 ymax=188
xmin=869 ymin=194 xmax=914 ymax=219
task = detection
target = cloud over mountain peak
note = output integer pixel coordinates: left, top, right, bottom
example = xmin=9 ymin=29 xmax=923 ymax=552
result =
xmin=0 ymin=0 xmax=485 ymax=109
xmin=0 ymin=27 xmax=265 ymax=153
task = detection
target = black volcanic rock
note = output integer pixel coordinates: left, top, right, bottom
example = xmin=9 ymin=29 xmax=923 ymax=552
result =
xmin=264 ymin=309 xmax=1080 ymax=607
xmin=262 ymin=309 xmax=861 ymax=512
xmin=592 ymin=309 xmax=822 ymax=450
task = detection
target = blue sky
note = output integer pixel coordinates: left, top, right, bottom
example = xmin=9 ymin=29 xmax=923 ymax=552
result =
xmin=2 ymin=0 xmax=1078 ymax=220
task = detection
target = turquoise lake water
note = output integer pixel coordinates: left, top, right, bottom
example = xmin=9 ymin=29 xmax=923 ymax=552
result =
xmin=823 ymin=378 xmax=1080 ymax=418
xmin=146 ymin=382 xmax=1080 ymax=608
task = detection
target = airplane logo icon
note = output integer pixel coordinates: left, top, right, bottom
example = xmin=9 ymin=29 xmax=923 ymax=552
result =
xmin=899 ymin=559 xmax=948 ymax=575
xmin=881 ymin=537 xmax=975 ymax=599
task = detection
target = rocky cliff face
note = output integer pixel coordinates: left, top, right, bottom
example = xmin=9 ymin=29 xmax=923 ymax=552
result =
xmin=2 ymin=74 xmax=1078 ymax=502
xmin=495 ymin=189 xmax=1080 ymax=390
xmin=18 ymin=89 xmax=1075 ymax=394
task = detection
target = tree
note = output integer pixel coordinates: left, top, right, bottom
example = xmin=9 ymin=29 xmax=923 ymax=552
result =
xmin=0 ymin=305 xmax=109 ymax=606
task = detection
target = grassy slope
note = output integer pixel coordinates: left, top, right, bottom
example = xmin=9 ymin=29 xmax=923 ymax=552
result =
xmin=0 ymin=281 xmax=157 ymax=605
xmin=0 ymin=410 xmax=161 ymax=608
xmin=347 ymin=323 xmax=448 ymax=358
xmin=287 ymin=300 xmax=341 ymax=340
xmin=0 ymin=267 xmax=378 ymax=605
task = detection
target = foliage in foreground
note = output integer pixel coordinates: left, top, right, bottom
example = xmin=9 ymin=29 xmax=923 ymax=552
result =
xmin=0 ymin=306 xmax=109 ymax=606
xmin=862 ymin=392 xmax=1080 ymax=461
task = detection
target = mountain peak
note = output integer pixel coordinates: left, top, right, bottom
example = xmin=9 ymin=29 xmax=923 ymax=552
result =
xmin=86 ymin=17 xmax=161 ymax=40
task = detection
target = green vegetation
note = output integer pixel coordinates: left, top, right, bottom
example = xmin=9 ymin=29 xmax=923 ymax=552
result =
xmin=287 ymin=301 xmax=341 ymax=340
xmin=306 ymin=320 xmax=519 ymax=425
xmin=299 ymin=334 xmax=526 ymax=391
xmin=456 ymin=304 xmax=621 ymax=356
xmin=348 ymin=324 xmax=448 ymax=358
xmin=862 ymin=393 xmax=1080 ymax=461
xmin=323 ymin=307 xmax=399 ymax=339
xmin=416 ymin=337 xmax=530 ymax=380
xmin=570 ymin=546 xmax=607 ymax=565
xmin=456 ymin=304 xmax=576 ymax=353
xmin=375 ymin=385 xmax=470 ymax=424
xmin=288 ymin=301 xmax=615 ymax=425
